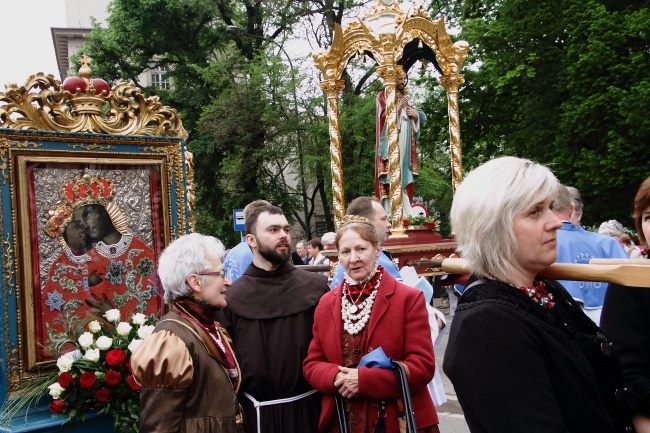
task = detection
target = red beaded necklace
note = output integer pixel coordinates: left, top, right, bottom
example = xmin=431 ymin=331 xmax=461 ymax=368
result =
xmin=517 ymin=280 xmax=555 ymax=310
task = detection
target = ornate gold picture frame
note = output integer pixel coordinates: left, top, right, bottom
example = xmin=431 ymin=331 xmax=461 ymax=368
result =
xmin=0 ymin=130 xmax=191 ymax=395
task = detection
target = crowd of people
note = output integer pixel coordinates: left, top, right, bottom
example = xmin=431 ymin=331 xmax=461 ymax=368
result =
xmin=128 ymin=157 xmax=650 ymax=433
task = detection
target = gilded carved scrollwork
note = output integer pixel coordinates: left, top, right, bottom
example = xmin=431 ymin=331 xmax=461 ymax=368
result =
xmin=313 ymin=1 xmax=469 ymax=222
xmin=0 ymin=57 xmax=195 ymax=237
xmin=0 ymin=72 xmax=187 ymax=139
xmin=0 ymin=139 xmax=42 ymax=182
xmin=184 ymin=150 xmax=197 ymax=233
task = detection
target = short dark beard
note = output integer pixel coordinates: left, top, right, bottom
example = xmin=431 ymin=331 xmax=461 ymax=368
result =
xmin=258 ymin=242 xmax=290 ymax=265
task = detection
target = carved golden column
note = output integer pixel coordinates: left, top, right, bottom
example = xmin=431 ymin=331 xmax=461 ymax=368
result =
xmin=439 ymin=73 xmax=465 ymax=192
xmin=320 ymin=79 xmax=346 ymax=226
xmin=184 ymin=150 xmax=197 ymax=232
xmin=376 ymin=63 xmax=406 ymax=236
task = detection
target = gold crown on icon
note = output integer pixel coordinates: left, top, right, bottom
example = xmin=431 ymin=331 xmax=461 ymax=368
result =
xmin=59 ymin=174 xmax=116 ymax=208
xmin=45 ymin=174 xmax=130 ymax=239
xmin=45 ymin=204 xmax=74 ymax=238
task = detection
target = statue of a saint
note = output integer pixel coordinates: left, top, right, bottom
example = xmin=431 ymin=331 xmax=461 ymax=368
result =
xmin=375 ymin=68 xmax=427 ymax=218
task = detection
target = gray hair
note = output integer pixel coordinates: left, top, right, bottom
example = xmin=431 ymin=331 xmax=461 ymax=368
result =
xmin=321 ymin=232 xmax=337 ymax=245
xmin=157 ymin=233 xmax=225 ymax=304
xmin=598 ymin=220 xmax=624 ymax=237
xmin=566 ymin=186 xmax=583 ymax=212
xmin=553 ymin=184 xmax=572 ymax=213
xmin=451 ymin=156 xmax=558 ymax=282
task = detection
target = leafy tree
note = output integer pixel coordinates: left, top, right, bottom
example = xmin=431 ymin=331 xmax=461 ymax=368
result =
xmin=436 ymin=0 xmax=650 ymax=228
xmin=79 ymin=0 xmax=470 ymax=244
xmin=81 ymin=0 xmax=334 ymax=245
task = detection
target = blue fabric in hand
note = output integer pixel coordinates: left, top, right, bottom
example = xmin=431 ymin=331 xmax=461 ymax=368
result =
xmin=358 ymin=347 xmax=393 ymax=369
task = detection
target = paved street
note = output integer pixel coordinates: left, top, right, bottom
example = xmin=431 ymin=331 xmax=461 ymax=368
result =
xmin=433 ymin=300 xmax=471 ymax=433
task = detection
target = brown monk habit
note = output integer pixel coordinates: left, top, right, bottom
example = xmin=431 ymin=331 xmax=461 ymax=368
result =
xmin=217 ymin=261 xmax=329 ymax=433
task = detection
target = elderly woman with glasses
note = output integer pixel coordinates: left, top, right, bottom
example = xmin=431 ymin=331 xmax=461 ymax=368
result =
xmin=443 ymin=156 xmax=630 ymax=433
xmin=131 ymin=233 xmax=242 ymax=433
xmin=303 ymin=215 xmax=438 ymax=433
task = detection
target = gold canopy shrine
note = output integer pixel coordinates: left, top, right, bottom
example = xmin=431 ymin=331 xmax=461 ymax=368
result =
xmin=312 ymin=0 xmax=469 ymax=232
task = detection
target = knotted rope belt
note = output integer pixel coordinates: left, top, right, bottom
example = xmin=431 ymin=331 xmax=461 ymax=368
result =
xmin=243 ymin=389 xmax=318 ymax=433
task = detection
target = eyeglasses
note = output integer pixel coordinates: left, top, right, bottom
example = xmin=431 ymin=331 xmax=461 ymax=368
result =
xmin=197 ymin=271 xmax=223 ymax=277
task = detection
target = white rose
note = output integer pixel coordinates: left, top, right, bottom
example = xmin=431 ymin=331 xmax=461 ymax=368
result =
xmin=116 ymin=322 xmax=133 ymax=336
xmin=95 ymin=335 xmax=113 ymax=350
xmin=84 ymin=348 xmax=100 ymax=362
xmin=88 ymin=320 xmax=102 ymax=333
xmin=48 ymin=383 xmax=66 ymax=399
xmin=78 ymin=332 xmax=94 ymax=349
xmin=128 ymin=338 xmax=144 ymax=353
xmin=69 ymin=349 xmax=82 ymax=361
xmin=131 ymin=313 xmax=147 ymax=326
xmin=137 ymin=325 xmax=155 ymax=340
xmin=56 ymin=354 xmax=75 ymax=372
xmin=104 ymin=309 xmax=121 ymax=323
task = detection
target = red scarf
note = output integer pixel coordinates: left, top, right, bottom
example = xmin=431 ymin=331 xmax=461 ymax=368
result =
xmin=174 ymin=299 xmax=238 ymax=382
xmin=343 ymin=265 xmax=384 ymax=301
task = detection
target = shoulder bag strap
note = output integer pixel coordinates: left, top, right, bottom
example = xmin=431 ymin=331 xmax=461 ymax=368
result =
xmin=335 ymin=394 xmax=349 ymax=433
xmin=391 ymin=360 xmax=417 ymax=433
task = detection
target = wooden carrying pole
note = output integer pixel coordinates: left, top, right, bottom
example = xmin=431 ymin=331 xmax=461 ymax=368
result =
xmin=405 ymin=258 xmax=650 ymax=288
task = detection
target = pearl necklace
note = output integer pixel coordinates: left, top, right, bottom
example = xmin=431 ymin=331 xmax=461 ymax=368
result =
xmin=63 ymin=245 xmax=90 ymax=264
xmin=95 ymin=235 xmax=133 ymax=259
xmin=341 ymin=272 xmax=382 ymax=335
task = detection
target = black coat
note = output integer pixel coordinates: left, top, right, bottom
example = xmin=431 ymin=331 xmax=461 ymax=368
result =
xmin=602 ymin=282 xmax=650 ymax=418
xmin=443 ymin=277 xmax=629 ymax=433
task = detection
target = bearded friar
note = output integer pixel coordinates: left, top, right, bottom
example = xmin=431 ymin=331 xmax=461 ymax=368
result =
xmin=216 ymin=204 xmax=329 ymax=433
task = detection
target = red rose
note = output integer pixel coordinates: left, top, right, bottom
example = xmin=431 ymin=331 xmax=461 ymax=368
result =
xmin=58 ymin=372 xmax=74 ymax=388
xmin=79 ymin=371 xmax=98 ymax=390
xmin=403 ymin=219 xmax=410 ymax=226
xmin=127 ymin=374 xmax=141 ymax=391
xmin=95 ymin=387 xmax=111 ymax=402
xmin=105 ymin=349 xmax=127 ymax=367
xmin=430 ymin=221 xmax=436 ymax=228
xmin=49 ymin=399 xmax=67 ymax=414
xmin=104 ymin=370 xmax=122 ymax=386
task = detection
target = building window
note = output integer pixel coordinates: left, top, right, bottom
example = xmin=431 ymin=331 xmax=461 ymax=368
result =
xmin=151 ymin=67 xmax=170 ymax=90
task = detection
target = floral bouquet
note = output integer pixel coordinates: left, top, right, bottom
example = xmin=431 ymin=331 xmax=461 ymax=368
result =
xmin=403 ymin=197 xmax=441 ymax=231
xmin=0 ymin=308 xmax=157 ymax=433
